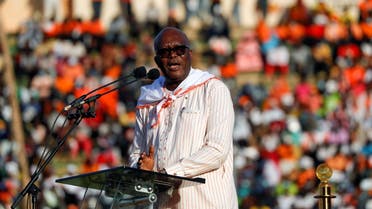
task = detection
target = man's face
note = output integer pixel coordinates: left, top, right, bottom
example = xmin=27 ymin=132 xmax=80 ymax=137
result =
xmin=154 ymin=29 xmax=192 ymax=88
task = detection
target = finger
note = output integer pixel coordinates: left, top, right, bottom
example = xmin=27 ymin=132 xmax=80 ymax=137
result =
xmin=148 ymin=145 xmax=155 ymax=158
xmin=140 ymin=152 xmax=146 ymax=158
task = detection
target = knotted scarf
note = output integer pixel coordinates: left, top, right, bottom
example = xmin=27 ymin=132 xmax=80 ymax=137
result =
xmin=137 ymin=68 xmax=217 ymax=127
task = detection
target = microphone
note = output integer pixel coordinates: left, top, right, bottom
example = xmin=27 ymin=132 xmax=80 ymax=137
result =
xmin=147 ymin=68 xmax=160 ymax=80
xmin=63 ymin=66 xmax=147 ymax=111
xmin=132 ymin=66 xmax=147 ymax=79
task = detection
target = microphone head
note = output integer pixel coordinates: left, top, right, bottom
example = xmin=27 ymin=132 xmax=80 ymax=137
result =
xmin=133 ymin=66 xmax=147 ymax=79
xmin=147 ymin=68 xmax=160 ymax=80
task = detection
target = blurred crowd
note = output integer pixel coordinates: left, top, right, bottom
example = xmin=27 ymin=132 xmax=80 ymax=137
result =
xmin=1 ymin=0 xmax=372 ymax=208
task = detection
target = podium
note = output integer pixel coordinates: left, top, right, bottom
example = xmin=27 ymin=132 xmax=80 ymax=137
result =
xmin=55 ymin=166 xmax=205 ymax=208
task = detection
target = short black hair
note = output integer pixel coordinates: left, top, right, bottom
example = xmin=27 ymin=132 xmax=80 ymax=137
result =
xmin=153 ymin=27 xmax=190 ymax=52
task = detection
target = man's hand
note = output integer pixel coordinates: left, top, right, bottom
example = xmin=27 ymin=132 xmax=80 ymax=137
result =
xmin=138 ymin=145 xmax=155 ymax=171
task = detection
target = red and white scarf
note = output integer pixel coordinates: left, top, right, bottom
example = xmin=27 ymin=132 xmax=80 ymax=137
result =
xmin=137 ymin=68 xmax=217 ymax=127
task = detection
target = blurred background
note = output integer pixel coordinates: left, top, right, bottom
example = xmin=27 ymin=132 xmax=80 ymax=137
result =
xmin=0 ymin=0 xmax=372 ymax=208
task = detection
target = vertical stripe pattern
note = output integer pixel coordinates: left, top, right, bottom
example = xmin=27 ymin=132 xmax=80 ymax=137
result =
xmin=129 ymin=79 xmax=238 ymax=209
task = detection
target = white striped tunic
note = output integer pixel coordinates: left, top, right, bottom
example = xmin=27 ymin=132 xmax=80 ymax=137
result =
xmin=129 ymin=78 xmax=238 ymax=209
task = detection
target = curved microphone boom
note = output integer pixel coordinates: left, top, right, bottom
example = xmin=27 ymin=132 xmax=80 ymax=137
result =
xmin=64 ymin=66 xmax=147 ymax=111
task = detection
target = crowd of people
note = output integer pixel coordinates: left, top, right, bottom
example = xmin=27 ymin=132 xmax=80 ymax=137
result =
xmin=0 ymin=0 xmax=372 ymax=208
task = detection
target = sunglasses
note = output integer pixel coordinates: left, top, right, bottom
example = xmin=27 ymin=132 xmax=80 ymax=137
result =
xmin=156 ymin=45 xmax=190 ymax=58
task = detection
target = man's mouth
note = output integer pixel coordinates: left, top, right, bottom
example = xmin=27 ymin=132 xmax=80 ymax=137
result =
xmin=168 ymin=63 xmax=180 ymax=70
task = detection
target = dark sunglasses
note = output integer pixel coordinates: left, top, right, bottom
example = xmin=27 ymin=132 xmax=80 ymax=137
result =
xmin=156 ymin=45 xmax=190 ymax=58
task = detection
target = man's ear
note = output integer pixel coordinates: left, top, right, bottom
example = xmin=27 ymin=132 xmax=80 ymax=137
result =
xmin=154 ymin=55 xmax=162 ymax=68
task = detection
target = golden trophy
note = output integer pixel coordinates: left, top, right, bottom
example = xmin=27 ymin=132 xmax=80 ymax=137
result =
xmin=314 ymin=163 xmax=336 ymax=209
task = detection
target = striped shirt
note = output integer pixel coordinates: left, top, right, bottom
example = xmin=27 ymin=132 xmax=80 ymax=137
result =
xmin=129 ymin=71 xmax=238 ymax=209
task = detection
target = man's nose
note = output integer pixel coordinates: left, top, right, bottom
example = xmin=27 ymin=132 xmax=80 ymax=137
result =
xmin=168 ymin=49 xmax=178 ymax=57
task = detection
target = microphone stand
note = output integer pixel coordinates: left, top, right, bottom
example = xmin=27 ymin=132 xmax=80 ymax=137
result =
xmin=65 ymin=77 xmax=140 ymax=119
xmin=11 ymin=73 xmax=149 ymax=209
xmin=11 ymin=116 xmax=83 ymax=209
